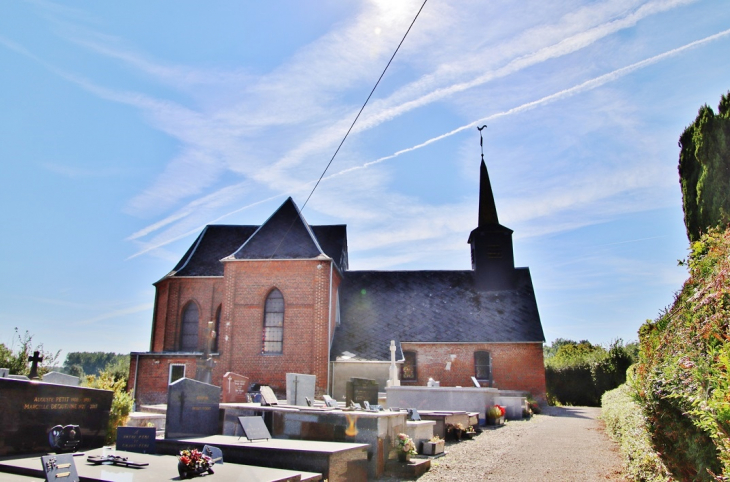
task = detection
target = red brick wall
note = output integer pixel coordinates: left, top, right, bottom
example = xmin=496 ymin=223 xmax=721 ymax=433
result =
xmin=129 ymin=354 xmax=202 ymax=405
xmin=151 ymin=277 xmax=225 ymax=352
xmin=219 ymin=259 xmax=338 ymax=397
xmin=400 ymin=343 xmax=546 ymax=401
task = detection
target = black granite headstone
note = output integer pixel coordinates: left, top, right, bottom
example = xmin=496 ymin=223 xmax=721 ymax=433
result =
xmin=116 ymin=427 xmax=156 ymax=454
xmin=165 ymin=378 xmax=221 ymax=439
xmin=345 ymin=377 xmax=378 ymax=406
xmin=238 ymin=416 xmax=271 ymax=441
xmin=0 ymin=378 xmax=113 ymax=456
xmin=40 ymin=453 xmax=79 ymax=482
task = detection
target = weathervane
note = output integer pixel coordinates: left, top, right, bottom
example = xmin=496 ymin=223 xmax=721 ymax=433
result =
xmin=477 ymin=125 xmax=487 ymax=162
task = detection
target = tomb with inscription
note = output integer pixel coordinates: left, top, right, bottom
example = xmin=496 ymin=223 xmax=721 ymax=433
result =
xmin=221 ymin=372 xmax=249 ymax=403
xmin=165 ymin=377 xmax=221 ymax=439
xmin=0 ymin=377 xmax=113 ymax=456
xmin=346 ymin=377 xmax=378 ymax=407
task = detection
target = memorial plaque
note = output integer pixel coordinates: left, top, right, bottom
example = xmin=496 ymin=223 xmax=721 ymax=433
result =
xmin=345 ymin=377 xmax=378 ymax=406
xmin=202 ymin=444 xmax=223 ymax=464
xmin=286 ymin=373 xmax=316 ymax=406
xmin=221 ymin=372 xmax=249 ymax=403
xmin=165 ymin=378 xmax=221 ymax=439
xmin=259 ymin=386 xmax=279 ymax=406
xmin=116 ymin=427 xmax=156 ymax=454
xmin=471 ymin=376 xmax=481 ymax=388
xmin=0 ymin=378 xmax=113 ymax=456
xmin=322 ymin=395 xmax=339 ymax=408
xmin=40 ymin=453 xmax=79 ymax=482
xmin=43 ymin=371 xmax=81 ymax=387
xmin=407 ymin=408 xmax=421 ymax=421
xmin=0 ymin=368 xmax=8 ymax=378
xmin=238 ymin=416 xmax=271 ymax=441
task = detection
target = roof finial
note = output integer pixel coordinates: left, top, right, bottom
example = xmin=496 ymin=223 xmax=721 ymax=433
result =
xmin=477 ymin=125 xmax=487 ymax=162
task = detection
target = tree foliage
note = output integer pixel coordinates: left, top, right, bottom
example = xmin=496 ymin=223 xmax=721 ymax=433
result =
xmin=0 ymin=328 xmax=61 ymax=376
xmin=679 ymin=91 xmax=730 ymax=242
xmin=544 ymin=338 xmax=637 ymax=406
xmin=83 ymin=366 xmax=133 ymax=444
xmin=64 ymin=352 xmax=127 ymax=377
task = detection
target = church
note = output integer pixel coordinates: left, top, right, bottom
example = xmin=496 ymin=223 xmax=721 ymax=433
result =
xmin=128 ymin=160 xmax=546 ymax=405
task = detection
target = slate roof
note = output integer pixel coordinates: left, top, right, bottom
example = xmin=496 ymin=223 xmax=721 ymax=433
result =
xmin=231 ymin=197 xmax=326 ymax=260
xmin=331 ymin=268 xmax=544 ymax=361
xmin=163 ymin=198 xmax=348 ymax=279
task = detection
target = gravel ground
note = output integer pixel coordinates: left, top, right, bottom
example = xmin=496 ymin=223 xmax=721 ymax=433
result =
xmin=380 ymin=406 xmax=627 ymax=481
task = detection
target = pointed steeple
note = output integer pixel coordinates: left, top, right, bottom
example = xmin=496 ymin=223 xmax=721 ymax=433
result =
xmin=478 ymin=159 xmax=499 ymax=226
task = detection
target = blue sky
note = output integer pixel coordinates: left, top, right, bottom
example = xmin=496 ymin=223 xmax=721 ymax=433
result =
xmin=1 ymin=0 xmax=729 ymax=360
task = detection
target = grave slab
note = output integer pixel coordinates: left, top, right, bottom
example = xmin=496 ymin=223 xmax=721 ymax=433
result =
xmin=0 ymin=378 xmax=113 ymax=456
xmin=0 ymin=447 xmax=321 ymax=482
xmin=157 ymin=434 xmax=366 ymax=482
xmin=386 ymin=385 xmax=498 ymax=422
xmin=286 ymin=373 xmax=316 ymax=406
xmin=42 ymin=371 xmax=80 ymax=387
xmin=165 ymin=377 xmax=221 ymax=439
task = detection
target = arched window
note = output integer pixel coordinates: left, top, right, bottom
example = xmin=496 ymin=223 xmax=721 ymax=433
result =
xmin=475 ymin=351 xmax=492 ymax=385
xmin=262 ymin=289 xmax=284 ymax=354
xmin=213 ymin=305 xmax=222 ymax=353
xmin=180 ymin=302 xmax=199 ymax=351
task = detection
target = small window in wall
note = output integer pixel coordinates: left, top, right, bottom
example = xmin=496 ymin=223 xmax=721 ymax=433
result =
xmin=169 ymin=364 xmax=185 ymax=384
xmin=475 ymin=351 xmax=492 ymax=385
xmin=401 ymin=351 xmax=417 ymax=381
xmin=262 ymin=289 xmax=284 ymax=354
xmin=180 ymin=302 xmax=199 ymax=351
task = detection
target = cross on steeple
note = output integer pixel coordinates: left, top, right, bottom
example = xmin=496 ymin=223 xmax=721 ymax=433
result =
xmin=28 ymin=350 xmax=43 ymax=380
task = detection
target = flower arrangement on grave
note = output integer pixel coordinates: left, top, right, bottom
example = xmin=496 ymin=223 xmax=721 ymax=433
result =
xmin=177 ymin=449 xmax=214 ymax=479
xmin=487 ymin=404 xmax=506 ymax=426
xmin=396 ymin=433 xmax=417 ymax=462
xmin=429 ymin=435 xmax=442 ymax=443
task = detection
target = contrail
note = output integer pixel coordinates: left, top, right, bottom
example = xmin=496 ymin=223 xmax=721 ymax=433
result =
xmin=127 ymin=28 xmax=730 ymax=259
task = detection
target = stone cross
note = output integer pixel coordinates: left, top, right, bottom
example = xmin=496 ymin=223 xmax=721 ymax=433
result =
xmin=386 ymin=340 xmax=400 ymax=387
xmin=28 ymin=351 xmax=43 ymax=380
xmin=196 ymin=321 xmax=216 ymax=385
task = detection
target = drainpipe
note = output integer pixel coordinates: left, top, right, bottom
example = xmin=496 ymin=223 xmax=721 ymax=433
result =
xmin=327 ymin=260 xmax=333 ymax=395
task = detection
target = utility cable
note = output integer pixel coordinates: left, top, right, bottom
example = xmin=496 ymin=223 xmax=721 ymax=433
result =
xmin=267 ymin=0 xmax=428 ymax=259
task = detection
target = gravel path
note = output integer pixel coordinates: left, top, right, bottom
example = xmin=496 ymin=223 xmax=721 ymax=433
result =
xmin=382 ymin=406 xmax=627 ymax=481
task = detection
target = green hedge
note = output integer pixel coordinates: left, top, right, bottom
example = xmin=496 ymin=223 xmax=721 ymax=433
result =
xmin=602 ymin=382 xmax=672 ymax=481
xmin=635 ymin=228 xmax=730 ymax=480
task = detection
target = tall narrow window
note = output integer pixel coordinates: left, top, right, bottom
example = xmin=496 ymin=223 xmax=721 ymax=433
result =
xmin=180 ymin=302 xmax=199 ymax=351
xmin=475 ymin=351 xmax=492 ymax=385
xmin=262 ymin=289 xmax=284 ymax=354
xmin=213 ymin=305 xmax=222 ymax=353
xmin=401 ymin=351 xmax=417 ymax=381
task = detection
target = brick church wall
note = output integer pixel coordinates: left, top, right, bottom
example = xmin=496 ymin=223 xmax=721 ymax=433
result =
xmin=400 ymin=342 xmax=546 ymax=401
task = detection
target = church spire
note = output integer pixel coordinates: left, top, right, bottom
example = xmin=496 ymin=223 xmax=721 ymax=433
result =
xmin=477 ymin=125 xmax=499 ymax=226
xmin=478 ymin=159 xmax=499 ymax=226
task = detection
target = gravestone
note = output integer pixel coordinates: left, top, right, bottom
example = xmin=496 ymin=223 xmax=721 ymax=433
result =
xmin=8 ymin=374 xmax=30 ymax=381
xmin=116 ymin=427 xmax=156 ymax=454
xmin=221 ymin=372 xmax=249 ymax=403
xmin=238 ymin=416 xmax=271 ymax=441
xmin=43 ymin=371 xmax=81 ymax=387
xmin=165 ymin=378 xmax=221 ymax=439
xmin=259 ymin=386 xmax=279 ymax=406
xmin=286 ymin=373 xmax=315 ymax=406
xmin=0 ymin=377 xmax=113 ymax=456
xmin=28 ymin=351 xmax=43 ymax=380
xmin=345 ymin=378 xmax=378 ymax=406
xmin=0 ymin=368 xmax=8 ymax=378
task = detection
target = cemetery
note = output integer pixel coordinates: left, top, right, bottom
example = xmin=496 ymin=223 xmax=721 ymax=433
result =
xmin=0 ymin=348 xmax=532 ymax=481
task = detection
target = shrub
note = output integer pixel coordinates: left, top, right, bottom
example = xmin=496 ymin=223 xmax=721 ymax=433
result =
xmin=83 ymin=368 xmax=133 ymax=444
xmin=601 ymin=383 xmax=672 ymax=482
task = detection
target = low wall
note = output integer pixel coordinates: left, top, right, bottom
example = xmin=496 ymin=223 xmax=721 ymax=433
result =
xmin=385 ymin=386 xmax=499 ymax=422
